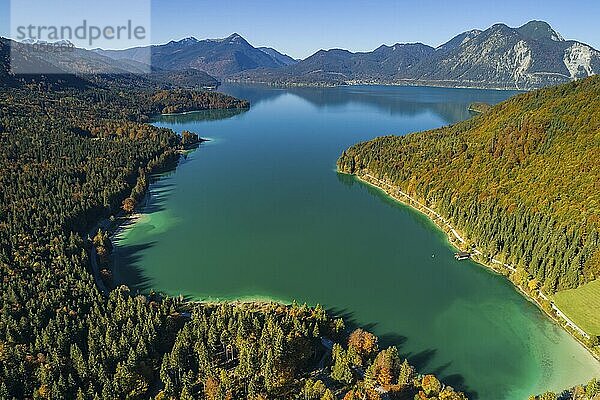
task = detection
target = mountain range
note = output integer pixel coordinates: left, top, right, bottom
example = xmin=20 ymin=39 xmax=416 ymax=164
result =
xmin=93 ymin=34 xmax=298 ymax=77
xmin=231 ymin=21 xmax=600 ymax=89
xmin=2 ymin=20 xmax=598 ymax=90
xmin=0 ymin=38 xmax=219 ymax=90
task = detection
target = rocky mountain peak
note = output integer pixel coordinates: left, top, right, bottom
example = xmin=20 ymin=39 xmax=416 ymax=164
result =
xmin=517 ymin=20 xmax=565 ymax=41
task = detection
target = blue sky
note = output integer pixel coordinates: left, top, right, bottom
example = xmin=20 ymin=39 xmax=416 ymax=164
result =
xmin=1 ymin=0 xmax=599 ymax=58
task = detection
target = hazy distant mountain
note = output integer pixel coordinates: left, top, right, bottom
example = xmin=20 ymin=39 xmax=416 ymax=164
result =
xmin=232 ymin=21 xmax=600 ymax=89
xmin=95 ymin=34 xmax=290 ymax=78
xmin=0 ymin=38 xmax=218 ymax=89
xmin=297 ymin=43 xmax=434 ymax=78
xmin=258 ymin=47 xmax=298 ymax=66
xmin=234 ymin=43 xmax=435 ymax=85
xmin=0 ymin=38 xmax=91 ymax=88
xmin=14 ymin=21 xmax=597 ymax=90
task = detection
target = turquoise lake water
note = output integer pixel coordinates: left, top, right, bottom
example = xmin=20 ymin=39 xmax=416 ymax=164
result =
xmin=114 ymin=84 xmax=600 ymax=399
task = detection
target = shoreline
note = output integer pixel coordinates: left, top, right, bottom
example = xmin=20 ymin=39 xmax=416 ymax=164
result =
xmin=345 ymin=170 xmax=600 ymax=363
xmin=160 ymin=110 xmax=215 ymax=116
xmin=158 ymin=105 xmax=250 ymax=117
xmin=225 ymin=79 xmax=529 ymax=92
xmin=101 ymin=161 xmax=600 ymax=362
xmin=93 ymin=150 xmax=599 ymax=364
xmin=111 ymin=191 xmax=150 ymax=240
xmin=88 ymin=188 xmax=151 ymax=296
xmin=104 ymin=159 xmax=293 ymax=307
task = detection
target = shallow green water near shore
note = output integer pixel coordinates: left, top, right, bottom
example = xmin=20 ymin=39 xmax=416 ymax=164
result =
xmin=114 ymin=84 xmax=600 ymax=399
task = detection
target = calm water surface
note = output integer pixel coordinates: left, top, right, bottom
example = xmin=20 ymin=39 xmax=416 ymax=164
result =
xmin=114 ymin=84 xmax=600 ymax=399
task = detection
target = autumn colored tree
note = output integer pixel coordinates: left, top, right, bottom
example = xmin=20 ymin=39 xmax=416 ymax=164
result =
xmin=204 ymin=377 xmax=221 ymax=400
xmin=421 ymin=375 xmax=442 ymax=397
xmin=93 ymin=229 xmax=112 ymax=259
xmin=302 ymin=379 xmax=327 ymax=399
xmin=348 ymin=328 xmax=379 ymax=365
xmin=586 ymin=378 xmax=599 ymax=398
xmin=122 ymin=197 xmax=136 ymax=213
xmin=538 ymin=392 xmax=557 ymax=400
xmin=439 ymin=386 xmax=468 ymax=400
xmin=398 ymin=359 xmax=415 ymax=386
xmin=365 ymin=346 xmax=401 ymax=388
xmin=342 ymin=384 xmax=381 ymax=400
xmin=321 ymin=388 xmax=335 ymax=400
xmin=528 ymin=278 xmax=540 ymax=292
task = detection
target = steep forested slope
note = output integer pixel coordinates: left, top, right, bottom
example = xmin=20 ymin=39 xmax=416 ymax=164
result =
xmin=338 ymin=76 xmax=600 ymax=294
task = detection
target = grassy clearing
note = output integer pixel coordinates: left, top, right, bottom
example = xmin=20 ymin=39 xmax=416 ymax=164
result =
xmin=553 ymin=279 xmax=600 ymax=336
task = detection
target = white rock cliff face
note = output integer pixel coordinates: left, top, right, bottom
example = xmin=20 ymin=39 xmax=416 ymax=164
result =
xmin=513 ymin=40 xmax=532 ymax=87
xmin=563 ymin=43 xmax=597 ymax=78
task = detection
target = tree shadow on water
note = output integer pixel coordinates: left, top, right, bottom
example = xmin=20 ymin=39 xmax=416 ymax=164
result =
xmin=402 ymin=348 xmax=476 ymax=397
xmin=326 ymin=306 xmax=477 ymax=398
xmin=142 ymin=182 xmax=175 ymax=214
xmin=327 ymin=307 xmax=378 ymax=334
xmin=378 ymin=332 xmax=408 ymax=349
xmin=335 ymin=172 xmax=358 ymax=188
xmin=114 ymin=241 xmax=157 ymax=293
xmin=112 ymin=164 xmax=181 ymax=295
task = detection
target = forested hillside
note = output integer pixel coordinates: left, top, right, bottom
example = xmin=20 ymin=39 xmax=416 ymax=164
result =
xmin=0 ymin=82 xmax=239 ymax=398
xmin=338 ymin=76 xmax=600 ymax=294
xmin=0 ymin=76 xmax=462 ymax=398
